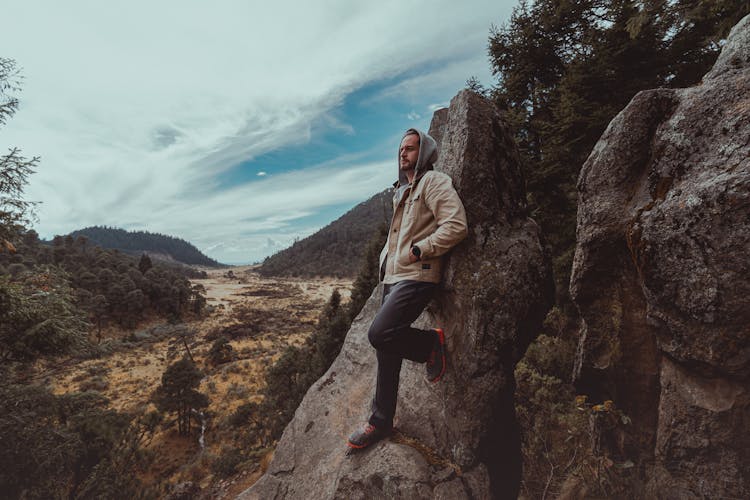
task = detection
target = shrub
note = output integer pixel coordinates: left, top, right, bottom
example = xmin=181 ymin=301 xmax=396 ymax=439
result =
xmin=207 ymin=337 xmax=234 ymax=366
xmin=211 ymin=446 xmax=244 ymax=478
xmin=225 ymin=382 xmax=249 ymax=401
xmin=0 ymin=269 xmax=90 ymax=361
xmin=79 ymin=375 xmax=109 ymax=392
xmin=228 ymin=402 xmax=260 ymax=428
xmin=515 ymin=311 xmax=634 ymax=497
xmin=0 ymin=384 xmax=153 ymax=499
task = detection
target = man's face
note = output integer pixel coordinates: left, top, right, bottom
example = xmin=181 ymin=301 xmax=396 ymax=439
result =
xmin=399 ymin=134 xmax=420 ymax=172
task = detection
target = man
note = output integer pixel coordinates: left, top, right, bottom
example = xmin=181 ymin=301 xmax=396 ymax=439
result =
xmin=347 ymin=128 xmax=468 ymax=449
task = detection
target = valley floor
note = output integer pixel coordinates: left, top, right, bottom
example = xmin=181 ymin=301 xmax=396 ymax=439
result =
xmin=39 ymin=265 xmax=352 ymax=497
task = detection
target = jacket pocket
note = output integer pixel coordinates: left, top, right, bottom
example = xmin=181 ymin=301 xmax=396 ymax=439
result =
xmin=398 ymin=243 xmax=412 ymax=267
xmin=405 ymin=194 xmax=421 ymax=220
xmin=419 ymin=257 xmax=440 ymax=282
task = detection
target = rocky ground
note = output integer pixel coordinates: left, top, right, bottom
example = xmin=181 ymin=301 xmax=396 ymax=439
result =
xmin=38 ymin=265 xmax=351 ymax=496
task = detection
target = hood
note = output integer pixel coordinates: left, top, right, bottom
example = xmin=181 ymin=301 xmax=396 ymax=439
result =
xmin=395 ymin=128 xmax=438 ymax=188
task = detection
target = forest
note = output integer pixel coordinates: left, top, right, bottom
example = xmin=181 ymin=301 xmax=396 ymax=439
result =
xmin=68 ymin=226 xmax=223 ymax=268
xmin=0 ymin=64 xmax=213 ymax=494
xmin=483 ymin=0 xmax=748 ymax=496
xmin=484 ymin=0 xmax=747 ymax=305
xmin=258 ymin=190 xmax=393 ymax=278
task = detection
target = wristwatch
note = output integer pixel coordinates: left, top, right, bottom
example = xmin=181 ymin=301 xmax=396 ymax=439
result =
xmin=411 ymin=245 xmax=421 ymax=261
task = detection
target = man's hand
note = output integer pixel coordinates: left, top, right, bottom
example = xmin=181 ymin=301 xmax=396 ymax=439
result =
xmin=408 ymin=246 xmax=421 ymax=263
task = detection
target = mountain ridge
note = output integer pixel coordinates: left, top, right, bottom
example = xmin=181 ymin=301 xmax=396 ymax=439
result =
xmin=60 ymin=225 xmax=224 ymax=268
xmin=258 ymin=190 xmax=394 ymax=278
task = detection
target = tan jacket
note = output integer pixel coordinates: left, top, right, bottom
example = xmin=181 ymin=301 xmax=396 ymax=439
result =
xmin=379 ymin=129 xmax=468 ymax=284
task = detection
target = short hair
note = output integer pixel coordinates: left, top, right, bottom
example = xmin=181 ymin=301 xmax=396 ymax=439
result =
xmin=403 ymin=128 xmax=420 ymax=143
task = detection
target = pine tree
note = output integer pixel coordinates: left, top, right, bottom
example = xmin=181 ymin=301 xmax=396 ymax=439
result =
xmin=487 ymin=0 xmax=746 ymax=306
xmin=257 ymin=225 xmax=391 ymax=440
xmin=138 ymin=252 xmax=152 ymax=274
xmin=347 ymin=223 xmax=387 ymax=322
xmin=664 ymin=0 xmax=750 ymax=86
xmin=152 ymin=357 xmax=209 ymax=435
xmin=0 ymin=58 xmax=38 ymax=249
xmin=0 ymin=267 xmax=90 ymax=361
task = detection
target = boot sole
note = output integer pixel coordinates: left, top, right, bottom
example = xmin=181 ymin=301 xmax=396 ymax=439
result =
xmin=346 ymin=441 xmax=369 ymax=449
xmin=346 ymin=429 xmax=391 ymax=449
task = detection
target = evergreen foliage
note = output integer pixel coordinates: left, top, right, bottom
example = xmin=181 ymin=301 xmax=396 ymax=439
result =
xmin=0 ymin=58 xmax=39 ymax=249
xmin=67 ymin=225 xmax=223 ymax=267
xmin=0 ymin=231 xmax=207 ymax=334
xmin=233 ymin=225 xmax=387 ymax=444
xmin=347 ymin=223 xmax=388 ymax=322
xmin=207 ymin=336 xmax=234 ymax=366
xmin=2 ymin=61 xmax=155 ymax=496
xmin=138 ymin=252 xmax=153 ymax=274
xmin=0 ymin=384 xmax=158 ymax=499
xmin=152 ymin=357 xmax=209 ymax=436
xmin=1 ymin=60 xmax=205 ymax=352
xmin=259 ymin=189 xmax=393 ymax=278
xmin=0 ymin=267 xmax=90 ymax=361
xmin=488 ymin=0 xmax=748 ymax=305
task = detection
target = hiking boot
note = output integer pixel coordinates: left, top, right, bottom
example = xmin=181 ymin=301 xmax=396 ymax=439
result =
xmin=347 ymin=423 xmax=390 ymax=449
xmin=426 ymin=328 xmax=446 ymax=382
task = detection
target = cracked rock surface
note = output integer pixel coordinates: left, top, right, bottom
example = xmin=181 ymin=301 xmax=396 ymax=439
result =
xmin=571 ymin=13 xmax=750 ymax=498
xmin=238 ymin=90 xmax=554 ymax=500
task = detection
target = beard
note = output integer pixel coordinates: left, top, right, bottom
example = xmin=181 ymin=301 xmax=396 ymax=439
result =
xmin=400 ymin=159 xmax=416 ymax=171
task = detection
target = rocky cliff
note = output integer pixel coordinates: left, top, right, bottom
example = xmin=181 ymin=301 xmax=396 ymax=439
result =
xmin=238 ymin=90 xmax=554 ymax=499
xmin=570 ymin=13 xmax=750 ymax=499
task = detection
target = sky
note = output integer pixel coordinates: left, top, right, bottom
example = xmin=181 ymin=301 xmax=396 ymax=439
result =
xmin=1 ymin=1 xmax=515 ymax=265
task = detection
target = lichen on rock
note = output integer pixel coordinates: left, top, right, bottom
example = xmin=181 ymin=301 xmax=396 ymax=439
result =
xmin=571 ymin=13 xmax=750 ymax=498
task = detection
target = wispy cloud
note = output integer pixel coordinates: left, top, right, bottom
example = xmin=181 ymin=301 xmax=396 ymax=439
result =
xmin=1 ymin=1 xmax=514 ymax=264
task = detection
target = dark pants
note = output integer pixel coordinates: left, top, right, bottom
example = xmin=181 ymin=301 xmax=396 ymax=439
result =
xmin=367 ymin=279 xmax=438 ymax=429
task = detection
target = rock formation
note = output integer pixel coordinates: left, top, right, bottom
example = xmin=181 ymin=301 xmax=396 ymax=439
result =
xmin=238 ymin=90 xmax=554 ymax=499
xmin=570 ymin=13 xmax=750 ymax=498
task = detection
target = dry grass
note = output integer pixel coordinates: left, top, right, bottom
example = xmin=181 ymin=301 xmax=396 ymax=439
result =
xmin=39 ymin=266 xmax=352 ymax=493
xmin=391 ymin=429 xmax=463 ymax=476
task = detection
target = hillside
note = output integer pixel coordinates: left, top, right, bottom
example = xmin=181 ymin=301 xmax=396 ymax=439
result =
xmin=258 ymin=189 xmax=394 ymax=278
xmin=65 ymin=226 xmax=223 ymax=267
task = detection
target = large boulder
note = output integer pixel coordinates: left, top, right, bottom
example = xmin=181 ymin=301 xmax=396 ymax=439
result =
xmin=570 ymin=14 xmax=750 ymax=498
xmin=238 ymin=90 xmax=553 ymax=499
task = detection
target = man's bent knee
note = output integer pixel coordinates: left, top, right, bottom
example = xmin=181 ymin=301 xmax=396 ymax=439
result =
xmin=368 ymin=319 xmax=400 ymax=349
xmin=368 ymin=323 xmax=386 ymax=348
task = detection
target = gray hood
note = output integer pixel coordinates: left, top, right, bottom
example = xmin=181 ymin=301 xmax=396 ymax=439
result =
xmin=394 ymin=128 xmax=438 ymax=188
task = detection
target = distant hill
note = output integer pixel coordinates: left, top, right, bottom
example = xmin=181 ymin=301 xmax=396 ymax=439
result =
xmin=258 ymin=189 xmax=394 ymax=278
xmin=65 ymin=226 xmax=224 ymax=268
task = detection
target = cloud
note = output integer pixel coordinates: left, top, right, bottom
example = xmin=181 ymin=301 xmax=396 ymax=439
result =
xmin=108 ymin=158 xmax=393 ymax=263
xmin=361 ymin=52 xmax=496 ymax=108
xmin=407 ymin=111 xmax=421 ymax=120
xmin=0 ymin=0 xmax=515 ymax=263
